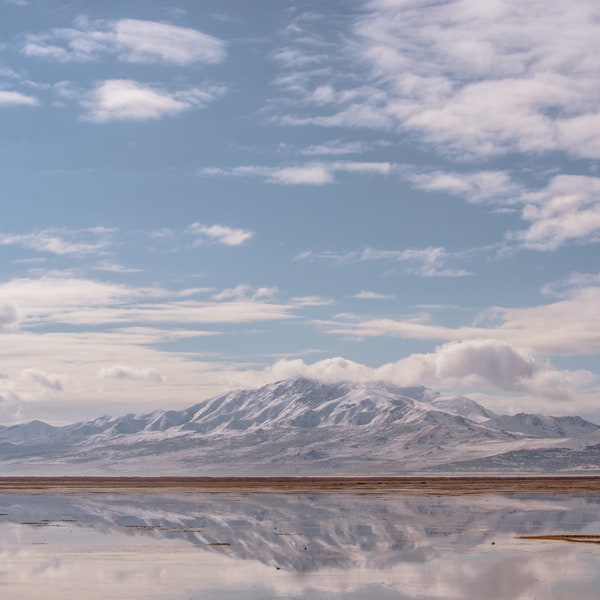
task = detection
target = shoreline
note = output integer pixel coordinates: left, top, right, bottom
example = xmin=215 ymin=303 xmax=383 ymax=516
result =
xmin=0 ymin=475 xmax=599 ymax=494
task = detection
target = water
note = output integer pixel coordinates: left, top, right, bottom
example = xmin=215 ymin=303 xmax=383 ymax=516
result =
xmin=1 ymin=489 xmax=599 ymax=599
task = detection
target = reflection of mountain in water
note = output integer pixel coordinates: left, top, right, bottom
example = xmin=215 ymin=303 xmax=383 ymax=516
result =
xmin=1 ymin=491 xmax=599 ymax=572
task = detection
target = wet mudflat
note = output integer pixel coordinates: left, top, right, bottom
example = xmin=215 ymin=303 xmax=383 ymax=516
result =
xmin=1 ymin=478 xmax=600 ymax=599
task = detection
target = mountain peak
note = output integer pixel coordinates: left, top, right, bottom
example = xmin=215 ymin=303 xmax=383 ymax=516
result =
xmin=1 ymin=377 xmax=599 ymax=475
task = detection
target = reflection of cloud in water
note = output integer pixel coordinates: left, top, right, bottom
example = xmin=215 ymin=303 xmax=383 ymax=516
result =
xmin=0 ymin=492 xmax=599 ymax=599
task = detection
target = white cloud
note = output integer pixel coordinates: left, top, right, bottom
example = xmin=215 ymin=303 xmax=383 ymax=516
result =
xmin=98 ymin=365 xmax=165 ymax=383
xmin=228 ymin=340 xmax=598 ymax=405
xmin=81 ymin=79 xmax=225 ymax=122
xmin=23 ymin=17 xmax=226 ymax=65
xmin=188 ymin=223 xmax=254 ymax=246
xmin=354 ymin=291 xmax=395 ymax=300
xmin=197 ymin=161 xmax=393 ymax=185
xmin=541 ymin=272 xmax=600 ymax=297
xmin=297 ymin=246 xmax=470 ymax=277
xmin=274 ymin=0 xmax=600 ymax=159
xmin=318 ymin=285 xmax=600 ymax=355
xmin=0 ymin=227 xmax=113 ymax=256
xmin=299 ymin=139 xmax=390 ymax=156
xmin=511 ymin=175 xmax=600 ymax=250
xmin=407 ymin=169 xmax=520 ymax=205
xmin=21 ymin=368 xmax=66 ymax=391
xmin=406 ymin=170 xmax=600 ymax=251
xmin=0 ymin=276 xmax=297 ymax=329
xmin=272 ymin=164 xmax=334 ymax=185
xmin=211 ymin=285 xmax=278 ymax=302
xmin=0 ymin=304 xmax=19 ymax=331
xmin=0 ymin=90 xmax=38 ymax=106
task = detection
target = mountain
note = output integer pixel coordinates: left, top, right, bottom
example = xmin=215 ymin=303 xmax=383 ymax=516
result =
xmin=0 ymin=377 xmax=599 ymax=475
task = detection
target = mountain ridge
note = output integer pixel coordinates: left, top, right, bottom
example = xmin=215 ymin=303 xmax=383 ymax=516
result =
xmin=1 ymin=377 xmax=599 ymax=475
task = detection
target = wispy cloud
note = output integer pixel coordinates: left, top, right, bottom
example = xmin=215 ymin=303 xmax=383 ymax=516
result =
xmin=198 ymin=161 xmax=394 ymax=185
xmin=23 ymin=17 xmax=226 ymax=65
xmin=299 ymin=139 xmax=389 ymax=156
xmin=272 ymin=1 xmax=600 ymax=159
xmin=297 ymin=246 xmax=470 ymax=278
xmin=511 ymin=175 xmax=600 ymax=250
xmin=0 ymin=227 xmax=114 ymax=257
xmin=318 ymin=285 xmax=600 ymax=356
xmin=80 ymin=79 xmax=225 ymax=122
xmin=188 ymin=223 xmax=254 ymax=247
xmin=0 ymin=276 xmax=297 ymax=329
xmin=406 ymin=170 xmax=600 ymax=251
xmin=407 ymin=169 xmax=521 ymax=205
xmin=353 ymin=291 xmax=396 ymax=300
xmin=0 ymin=90 xmax=38 ymax=106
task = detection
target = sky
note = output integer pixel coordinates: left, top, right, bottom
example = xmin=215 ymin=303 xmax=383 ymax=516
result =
xmin=0 ymin=0 xmax=599 ymax=425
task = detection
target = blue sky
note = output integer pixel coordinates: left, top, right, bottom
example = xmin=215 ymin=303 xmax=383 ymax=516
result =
xmin=1 ymin=0 xmax=599 ymax=424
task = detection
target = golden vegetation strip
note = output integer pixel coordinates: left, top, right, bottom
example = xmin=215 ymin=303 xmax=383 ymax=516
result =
xmin=0 ymin=476 xmax=599 ymax=495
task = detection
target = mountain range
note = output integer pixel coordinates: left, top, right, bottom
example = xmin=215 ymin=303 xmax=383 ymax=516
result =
xmin=1 ymin=377 xmax=599 ymax=475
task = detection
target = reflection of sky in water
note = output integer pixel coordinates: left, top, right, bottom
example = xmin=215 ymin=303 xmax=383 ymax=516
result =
xmin=0 ymin=492 xmax=599 ymax=599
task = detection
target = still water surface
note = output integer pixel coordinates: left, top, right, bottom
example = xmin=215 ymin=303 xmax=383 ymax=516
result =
xmin=1 ymin=489 xmax=599 ymax=599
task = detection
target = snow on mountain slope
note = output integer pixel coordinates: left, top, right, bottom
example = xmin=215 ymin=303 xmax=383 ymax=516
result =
xmin=484 ymin=414 xmax=599 ymax=438
xmin=0 ymin=377 xmax=599 ymax=475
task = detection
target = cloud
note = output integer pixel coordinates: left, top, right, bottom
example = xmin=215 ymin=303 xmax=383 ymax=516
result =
xmin=197 ymin=161 xmax=393 ymax=185
xmin=0 ymin=276 xmax=297 ymax=328
xmin=297 ymin=246 xmax=470 ymax=277
xmin=273 ymin=0 xmax=600 ymax=159
xmin=318 ymin=285 xmax=600 ymax=355
xmin=211 ymin=285 xmax=278 ymax=302
xmin=81 ymin=79 xmax=225 ymax=122
xmin=98 ymin=365 xmax=165 ymax=383
xmin=541 ymin=272 xmax=600 ymax=297
xmin=0 ymin=304 xmax=19 ymax=331
xmin=407 ymin=169 xmax=521 ymax=205
xmin=511 ymin=175 xmax=600 ymax=250
xmin=406 ymin=170 xmax=600 ymax=251
xmin=23 ymin=17 xmax=226 ymax=65
xmin=0 ymin=90 xmax=38 ymax=106
xmin=353 ymin=291 xmax=395 ymax=300
xmin=228 ymin=340 xmax=598 ymax=404
xmin=188 ymin=223 xmax=254 ymax=246
xmin=0 ymin=227 xmax=113 ymax=256
xmin=21 ymin=368 xmax=65 ymax=391
xmin=299 ymin=139 xmax=389 ymax=156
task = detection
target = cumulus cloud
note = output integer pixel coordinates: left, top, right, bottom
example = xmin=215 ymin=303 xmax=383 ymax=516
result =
xmin=188 ymin=223 xmax=253 ymax=246
xmin=81 ymin=79 xmax=225 ymax=122
xmin=228 ymin=340 xmax=598 ymax=404
xmin=23 ymin=17 xmax=226 ymax=65
xmin=273 ymin=0 xmax=600 ymax=159
xmin=0 ymin=90 xmax=39 ymax=106
xmin=197 ymin=161 xmax=393 ymax=185
xmin=98 ymin=365 xmax=165 ymax=383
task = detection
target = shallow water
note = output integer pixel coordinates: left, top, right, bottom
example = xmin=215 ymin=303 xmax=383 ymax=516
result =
xmin=1 ymin=490 xmax=599 ymax=599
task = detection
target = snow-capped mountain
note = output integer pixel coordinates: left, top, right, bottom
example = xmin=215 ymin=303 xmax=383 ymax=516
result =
xmin=0 ymin=377 xmax=599 ymax=475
